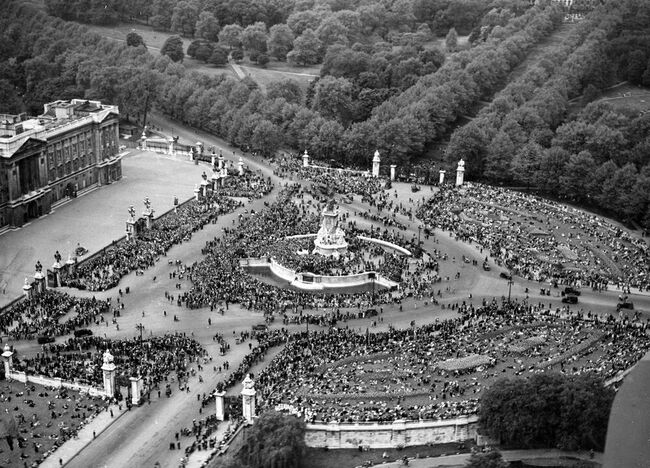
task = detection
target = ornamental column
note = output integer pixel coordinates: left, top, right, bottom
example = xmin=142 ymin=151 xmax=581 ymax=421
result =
xmin=102 ymin=349 xmax=116 ymax=398
xmin=372 ymin=150 xmax=380 ymax=178
xmin=2 ymin=344 xmax=13 ymax=376
xmin=390 ymin=165 xmax=396 ymax=181
xmin=455 ymin=159 xmax=465 ymax=187
xmin=439 ymin=170 xmax=446 ymax=185
xmin=302 ymin=150 xmax=309 ymax=167
xmin=215 ymin=390 xmax=226 ymax=421
xmin=142 ymin=197 xmax=155 ymax=229
xmin=126 ymin=205 xmax=136 ymax=241
xmin=22 ymin=278 xmax=33 ymax=298
xmin=238 ymin=156 xmax=244 ymax=176
xmin=241 ymin=374 xmax=256 ymax=424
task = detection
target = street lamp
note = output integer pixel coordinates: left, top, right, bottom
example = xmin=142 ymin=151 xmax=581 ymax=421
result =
xmin=507 ymin=272 xmax=514 ymax=302
xmin=418 ymin=225 xmax=422 ymax=247
xmin=136 ymin=323 xmax=144 ymax=342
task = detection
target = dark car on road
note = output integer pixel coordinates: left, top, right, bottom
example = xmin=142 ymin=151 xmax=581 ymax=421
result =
xmin=562 ymin=295 xmax=578 ymax=304
xmin=562 ymin=286 xmax=581 ymax=296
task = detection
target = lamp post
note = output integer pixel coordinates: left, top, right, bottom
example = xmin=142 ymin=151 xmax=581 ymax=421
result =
xmin=135 ymin=323 xmax=144 ymax=342
xmin=507 ymin=272 xmax=514 ymax=302
xmin=418 ymin=225 xmax=422 ymax=247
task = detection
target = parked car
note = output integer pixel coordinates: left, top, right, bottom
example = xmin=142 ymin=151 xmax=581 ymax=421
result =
xmin=562 ymin=286 xmax=581 ymax=296
xmin=499 ymin=272 xmax=512 ymax=280
xmin=561 ymin=295 xmax=578 ymax=304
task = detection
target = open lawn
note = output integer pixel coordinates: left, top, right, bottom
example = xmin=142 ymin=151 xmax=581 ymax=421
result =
xmin=0 ymin=380 xmax=110 ymax=468
xmin=593 ymin=84 xmax=650 ymax=115
xmin=82 ymin=22 xmax=319 ymax=90
xmin=306 ymin=442 xmax=473 ymax=468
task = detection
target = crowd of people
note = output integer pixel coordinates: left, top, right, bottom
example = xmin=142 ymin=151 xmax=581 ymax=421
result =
xmin=273 ymin=154 xmax=383 ymax=197
xmin=214 ymin=171 xmax=273 ymax=199
xmin=252 ymin=300 xmax=650 ymax=423
xmin=177 ymin=186 xmax=437 ymax=314
xmin=13 ymin=333 xmax=206 ymax=392
xmin=60 ymin=196 xmax=242 ymax=291
xmin=417 ymin=183 xmax=650 ymax=291
xmin=0 ymin=291 xmax=109 ymax=340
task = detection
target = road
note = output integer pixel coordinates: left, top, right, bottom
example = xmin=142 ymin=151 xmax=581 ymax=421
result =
xmin=23 ymin=112 xmax=649 ymax=468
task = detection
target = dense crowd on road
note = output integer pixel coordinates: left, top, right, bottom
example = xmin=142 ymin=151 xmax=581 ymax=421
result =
xmin=253 ymin=300 xmax=650 ymax=423
xmin=13 ymin=333 xmax=206 ymax=391
xmin=417 ymin=183 xmax=650 ymax=291
xmin=60 ymin=195 xmax=242 ymax=291
xmin=0 ymin=290 xmax=109 ymax=339
xmin=273 ymin=154 xmax=383 ymax=197
xmin=214 ymin=170 xmax=273 ymax=198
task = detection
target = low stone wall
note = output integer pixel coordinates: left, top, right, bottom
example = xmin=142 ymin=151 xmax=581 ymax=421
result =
xmin=357 ymin=235 xmax=412 ymax=256
xmin=304 ymin=416 xmax=479 ymax=449
xmin=7 ymin=370 xmax=108 ymax=397
xmin=240 ymin=257 xmax=398 ymax=290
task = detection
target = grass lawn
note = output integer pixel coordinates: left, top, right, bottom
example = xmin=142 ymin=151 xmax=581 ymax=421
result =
xmin=0 ymin=380 xmax=110 ymax=468
xmin=306 ymin=442 xmax=473 ymax=468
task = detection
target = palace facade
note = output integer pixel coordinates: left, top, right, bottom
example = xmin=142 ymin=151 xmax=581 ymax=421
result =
xmin=0 ymin=99 xmax=122 ymax=229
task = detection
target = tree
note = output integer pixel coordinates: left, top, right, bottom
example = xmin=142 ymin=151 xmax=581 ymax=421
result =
xmin=170 ymin=1 xmax=198 ymax=37
xmin=479 ymin=373 xmax=614 ymax=451
xmin=316 ymin=17 xmax=349 ymax=48
xmin=161 ymin=35 xmax=184 ymax=62
xmin=465 ymin=450 xmax=509 ymax=468
xmin=510 ymin=142 xmax=542 ymax=188
xmin=267 ymin=79 xmax=303 ymax=104
xmin=643 ymin=59 xmax=650 ymax=87
xmin=0 ymin=79 xmax=23 ymax=114
xmin=187 ymin=39 xmax=205 ymax=58
xmin=287 ymin=29 xmax=322 ymax=66
xmin=126 ymin=32 xmax=145 ymax=48
xmin=209 ymin=46 xmax=229 ymax=66
xmin=231 ymin=48 xmax=244 ymax=61
xmin=237 ymin=411 xmax=306 ymax=468
xmin=195 ymin=11 xmax=220 ymax=42
xmin=267 ymin=24 xmax=294 ymax=61
xmin=627 ymin=50 xmax=647 ymax=84
xmin=257 ymin=54 xmax=269 ymax=67
xmin=242 ymin=22 xmax=268 ymax=55
xmin=312 ymin=76 xmax=354 ymax=124
xmin=445 ymin=27 xmax=459 ymax=52
xmin=195 ymin=43 xmax=214 ymax=63
xmin=219 ymin=24 xmax=243 ymax=50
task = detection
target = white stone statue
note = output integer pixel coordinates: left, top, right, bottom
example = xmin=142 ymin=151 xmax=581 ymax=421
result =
xmin=103 ymin=349 xmax=114 ymax=365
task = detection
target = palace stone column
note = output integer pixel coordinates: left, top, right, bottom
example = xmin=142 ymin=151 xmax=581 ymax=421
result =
xmin=455 ymin=159 xmax=465 ymax=187
xmin=2 ymin=344 xmax=14 ymax=376
xmin=215 ymin=390 xmax=226 ymax=421
xmin=241 ymin=374 xmax=256 ymax=424
xmin=372 ymin=150 xmax=380 ymax=178
xmin=102 ymin=349 xmax=116 ymax=398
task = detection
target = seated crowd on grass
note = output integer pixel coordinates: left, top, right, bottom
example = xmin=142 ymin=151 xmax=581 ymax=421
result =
xmin=417 ymin=183 xmax=650 ymax=291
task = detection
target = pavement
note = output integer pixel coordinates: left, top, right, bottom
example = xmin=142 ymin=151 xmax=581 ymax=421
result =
xmin=376 ymin=449 xmax=602 ymax=467
xmin=39 ymin=403 xmax=126 ymax=468
xmin=0 ymin=150 xmax=207 ymax=308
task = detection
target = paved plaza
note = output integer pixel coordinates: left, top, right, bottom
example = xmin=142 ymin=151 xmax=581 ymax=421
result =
xmin=0 ymin=150 xmax=207 ymax=308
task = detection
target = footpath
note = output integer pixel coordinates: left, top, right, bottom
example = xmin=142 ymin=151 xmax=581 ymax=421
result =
xmin=39 ymin=403 xmax=126 ymax=468
xmin=377 ymin=449 xmax=603 ymax=467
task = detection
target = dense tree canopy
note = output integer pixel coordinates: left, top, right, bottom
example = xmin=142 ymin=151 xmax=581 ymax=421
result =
xmin=479 ymin=373 xmax=614 ymax=451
